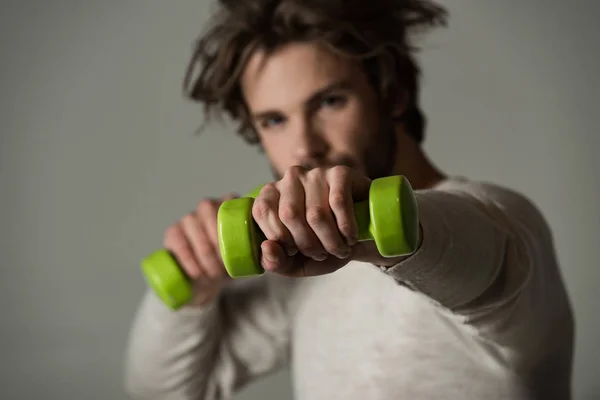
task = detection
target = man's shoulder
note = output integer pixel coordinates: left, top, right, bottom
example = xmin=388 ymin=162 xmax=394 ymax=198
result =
xmin=435 ymin=176 xmax=534 ymax=205
xmin=434 ymin=176 xmax=552 ymax=236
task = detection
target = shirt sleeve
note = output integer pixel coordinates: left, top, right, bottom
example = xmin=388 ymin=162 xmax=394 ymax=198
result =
xmin=380 ymin=181 xmax=529 ymax=312
xmin=380 ymin=180 xmax=575 ymax=394
xmin=124 ymin=275 xmax=292 ymax=400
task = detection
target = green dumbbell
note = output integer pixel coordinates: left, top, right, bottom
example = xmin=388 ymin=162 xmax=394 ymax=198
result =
xmin=141 ymin=175 xmax=419 ymax=310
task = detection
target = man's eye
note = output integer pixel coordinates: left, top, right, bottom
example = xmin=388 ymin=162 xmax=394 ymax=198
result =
xmin=261 ymin=116 xmax=285 ymax=129
xmin=320 ymin=95 xmax=346 ymax=108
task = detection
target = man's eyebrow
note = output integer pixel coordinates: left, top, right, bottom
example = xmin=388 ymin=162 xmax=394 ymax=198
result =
xmin=307 ymin=79 xmax=353 ymax=103
xmin=251 ymin=79 xmax=353 ymax=120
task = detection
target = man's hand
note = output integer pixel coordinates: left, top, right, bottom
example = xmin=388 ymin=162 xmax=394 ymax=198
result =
xmin=252 ymin=165 xmax=398 ymax=277
xmin=163 ymin=194 xmax=237 ymax=307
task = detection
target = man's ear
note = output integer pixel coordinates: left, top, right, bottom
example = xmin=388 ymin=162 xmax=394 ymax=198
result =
xmin=391 ymin=90 xmax=409 ymax=121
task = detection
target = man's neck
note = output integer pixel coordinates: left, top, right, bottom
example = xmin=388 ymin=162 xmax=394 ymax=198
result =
xmin=391 ymin=134 xmax=446 ymax=191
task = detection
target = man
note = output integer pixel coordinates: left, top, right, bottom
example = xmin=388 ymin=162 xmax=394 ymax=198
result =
xmin=125 ymin=0 xmax=574 ymax=399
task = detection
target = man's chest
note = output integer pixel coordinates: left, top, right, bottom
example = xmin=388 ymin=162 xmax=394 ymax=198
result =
xmin=286 ymin=263 xmax=523 ymax=400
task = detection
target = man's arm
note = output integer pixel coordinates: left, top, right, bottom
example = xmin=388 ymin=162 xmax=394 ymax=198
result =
xmin=125 ymin=275 xmax=292 ymax=400
xmin=378 ymin=181 xmax=535 ymax=313
xmin=378 ymin=180 xmax=574 ymax=398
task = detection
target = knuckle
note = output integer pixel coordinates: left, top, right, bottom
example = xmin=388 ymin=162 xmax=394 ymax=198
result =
xmin=181 ymin=213 xmax=196 ymax=226
xmin=329 ymin=193 xmax=347 ymax=210
xmin=221 ymin=192 xmax=238 ymax=201
xmin=328 ymin=165 xmax=350 ymax=181
xmin=331 ymin=164 xmax=350 ymax=175
xmin=163 ymin=224 xmax=183 ymax=248
xmin=279 ymin=203 xmax=300 ymax=222
xmin=306 ymin=205 xmax=329 ymax=225
xmin=307 ymin=166 xmax=325 ymax=178
xmin=252 ymin=198 xmax=272 ymax=220
xmin=196 ymin=198 xmax=218 ymax=214
xmin=285 ymin=165 xmax=305 ymax=179
xmin=260 ymin=182 xmax=277 ymax=194
xmin=265 ymin=224 xmax=287 ymax=242
xmin=336 ymin=219 xmax=353 ymax=234
xmin=163 ymin=224 xmax=179 ymax=239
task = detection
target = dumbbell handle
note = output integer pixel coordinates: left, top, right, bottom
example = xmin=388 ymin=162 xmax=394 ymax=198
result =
xmin=233 ymin=177 xmax=415 ymax=249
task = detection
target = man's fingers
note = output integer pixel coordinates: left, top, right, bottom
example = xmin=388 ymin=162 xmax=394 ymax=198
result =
xmin=163 ymin=224 xmax=202 ymax=279
xmin=260 ymin=240 xmax=298 ymax=275
xmin=252 ymin=183 xmax=298 ymax=257
xmin=304 ymin=170 xmax=351 ymax=259
xmin=327 ymin=167 xmax=359 ymax=246
xmin=181 ymin=214 xmax=223 ymax=279
xmin=277 ymin=172 xmax=323 ymax=259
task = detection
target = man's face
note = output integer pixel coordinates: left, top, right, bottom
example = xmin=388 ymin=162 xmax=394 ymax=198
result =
xmin=240 ymin=41 xmax=398 ymax=179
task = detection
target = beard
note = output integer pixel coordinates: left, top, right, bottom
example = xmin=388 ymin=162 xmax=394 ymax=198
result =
xmin=270 ymin=115 xmax=398 ymax=181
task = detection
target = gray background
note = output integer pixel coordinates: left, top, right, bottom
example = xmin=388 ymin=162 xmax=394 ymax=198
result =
xmin=1 ymin=0 xmax=598 ymax=399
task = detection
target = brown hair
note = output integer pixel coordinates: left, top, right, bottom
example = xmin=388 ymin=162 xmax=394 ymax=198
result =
xmin=183 ymin=0 xmax=447 ymax=145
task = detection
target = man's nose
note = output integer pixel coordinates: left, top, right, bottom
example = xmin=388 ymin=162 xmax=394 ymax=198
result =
xmin=292 ymin=119 xmax=329 ymax=165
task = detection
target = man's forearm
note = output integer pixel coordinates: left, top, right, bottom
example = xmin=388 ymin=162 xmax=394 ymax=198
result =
xmin=126 ymin=276 xmax=293 ymax=400
xmin=371 ymin=189 xmax=510 ymax=311
xmin=125 ymin=290 xmax=222 ymax=399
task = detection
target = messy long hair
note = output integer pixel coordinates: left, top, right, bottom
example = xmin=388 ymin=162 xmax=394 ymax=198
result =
xmin=183 ymin=0 xmax=447 ymax=145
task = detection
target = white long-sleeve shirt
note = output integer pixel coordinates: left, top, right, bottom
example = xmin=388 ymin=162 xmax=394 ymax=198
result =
xmin=124 ymin=177 xmax=574 ymax=400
